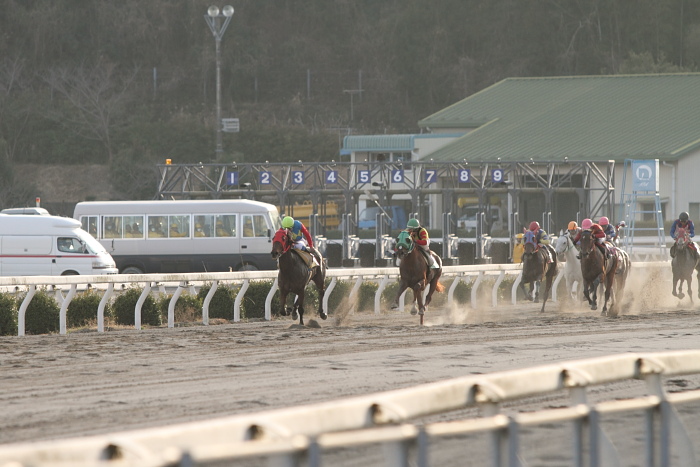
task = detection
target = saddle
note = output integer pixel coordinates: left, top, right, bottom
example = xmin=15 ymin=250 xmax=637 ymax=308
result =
xmin=291 ymin=248 xmax=318 ymax=269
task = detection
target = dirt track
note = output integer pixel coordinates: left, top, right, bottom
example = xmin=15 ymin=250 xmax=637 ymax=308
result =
xmin=2 ymin=279 xmax=700 ymax=449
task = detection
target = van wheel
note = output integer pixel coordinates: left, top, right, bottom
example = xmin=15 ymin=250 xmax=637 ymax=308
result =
xmin=61 ymin=271 xmax=79 ymax=276
xmin=121 ymin=266 xmax=144 ymax=274
xmin=237 ymin=264 xmax=259 ymax=271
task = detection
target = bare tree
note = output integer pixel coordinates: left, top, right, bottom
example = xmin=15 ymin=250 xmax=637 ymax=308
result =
xmin=43 ymin=62 xmax=138 ymax=164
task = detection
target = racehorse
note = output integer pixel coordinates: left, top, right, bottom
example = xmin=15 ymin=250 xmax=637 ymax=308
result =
xmin=672 ymin=227 xmax=698 ymax=302
xmin=579 ymin=230 xmax=618 ymax=315
xmin=519 ymin=230 xmax=558 ymax=312
xmin=390 ymin=231 xmax=444 ymax=325
xmin=270 ymin=228 xmax=327 ymax=326
xmin=554 ymin=230 xmax=584 ymax=302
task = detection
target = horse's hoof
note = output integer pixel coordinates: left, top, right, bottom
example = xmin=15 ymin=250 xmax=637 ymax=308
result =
xmin=534 ymin=298 xmax=540 ymax=304
xmin=320 ymin=311 xmax=328 ymax=320
xmin=678 ymin=293 xmax=685 ymax=300
xmin=418 ymin=310 xmax=425 ymax=316
xmin=390 ymin=303 xmax=399 ymax=310
xmin=591 ymin=305 xmax=597 ymax=311
xmin=292 ymin=310 xmax=299 ymax=321
xmin=410 ymin=308 xmax=418 ymax=316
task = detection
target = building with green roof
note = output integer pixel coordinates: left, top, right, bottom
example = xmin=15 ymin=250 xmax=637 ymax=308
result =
xmin=342 ymin=73 xmax=700 ymax=229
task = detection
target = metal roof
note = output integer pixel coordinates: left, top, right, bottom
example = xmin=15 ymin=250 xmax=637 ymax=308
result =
xmin=418 ymin=74 xmax=700 ymax=162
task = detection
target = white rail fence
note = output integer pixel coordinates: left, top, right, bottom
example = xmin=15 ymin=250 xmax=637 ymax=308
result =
xmin=1 ymin=261 xmax=669 ymax=336
xmin=0 ymin=350 xmax=698 ymax=467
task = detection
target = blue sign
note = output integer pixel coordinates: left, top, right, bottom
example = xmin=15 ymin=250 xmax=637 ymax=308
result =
xmin=226 ymin=171 xmax=238 ymax=186
xmin=491 ymin=169 xmax=504 ymax=183
xmin=357 ymin=170 xmax=370 ymax=184
xmin=424 ymin=169 xmax=437 ymax=184
xmin=259 ymin=171 xmax=272 ymax=185
xmin=391 ymin=169 xmax=404 ymax=183
xmin=292 ymin=171 xmax=305 ymax=184
xmin=458 ymin=169 xmax=471 ymax=183
xmin=325 ymin=170 xmax=338 ymax=184
xmin=632 ymin=160 xmax=659 ymax=192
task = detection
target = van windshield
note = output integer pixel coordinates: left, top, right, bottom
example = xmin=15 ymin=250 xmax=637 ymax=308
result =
xmin=75 ymin=230 xmax=108 ymax=254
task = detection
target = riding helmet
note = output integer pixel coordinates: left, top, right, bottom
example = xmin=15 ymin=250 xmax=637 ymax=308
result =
xmin=529 ymin=221 xmax=540 ymax=231
xmin=680 ymin=212 xmax=689 ymax=222
xmin=281 ymin=216 xmax=295 ymax=228
xmin=599 ymin=216 xmax=609 ymax=226
xmin=567 ymin=221 xmax=578 ymax=230
xmin=581 ymin=218 xmax=593 ymax=230
xmin=407 ymin=218 xmax=420 ymax=229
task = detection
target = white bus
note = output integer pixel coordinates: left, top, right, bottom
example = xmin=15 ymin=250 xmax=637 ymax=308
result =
xmin=73 ymin=200 xmax=281 ymax=274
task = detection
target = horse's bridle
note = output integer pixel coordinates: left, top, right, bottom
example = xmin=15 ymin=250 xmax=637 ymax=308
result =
xmin=579 ymin=231 xmax=595 ymax=258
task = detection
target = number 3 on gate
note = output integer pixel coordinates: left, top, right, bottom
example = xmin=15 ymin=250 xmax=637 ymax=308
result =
xmin=292 ymin=171 xmax=304 ymax=184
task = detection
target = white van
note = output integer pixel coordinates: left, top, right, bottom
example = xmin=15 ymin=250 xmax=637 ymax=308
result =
xmin=0 ymin=214 xmax=118 ymax=276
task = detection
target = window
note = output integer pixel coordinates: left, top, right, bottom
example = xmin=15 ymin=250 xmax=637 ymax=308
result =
xmin=168 ymin=215 xmax=190 ymax=238
xmin=57 ymin=237 xmax=84 ymax=253
xmin=123 ymin=215 xmax=144 ymax=238
xmin=81 ymin=216 xmax=98 ymax=238
xmin=243 ymin=214 xmax=269 ymax=237
xmin=215 ymin=214 xmax=236 ymax=237
xmin=148 ymin=215 xmax=167 ymax=238
xmin=194 ymin=215 xmax=213 ymax=237
xmin=103 ymin=216 xmax=122 ymax=239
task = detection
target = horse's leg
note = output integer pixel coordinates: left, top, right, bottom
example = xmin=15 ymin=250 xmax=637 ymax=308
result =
xmin=519 ymin=281 xmax=533 ymax=301
xmin=279 ymin=289 xmax=289 ymax=316
xmin=414 ymin=284 xmax=426 ymax=316
xmin=296 ymin=292 xmax=305 ymax=326
xmin=313 ymin=273 xmax=327 ymax=320
xmin=291 ymin=295 xmax=299 ymax=321
xmin=533 ymin=280 xmax=541 ymax=303
xmin=391 ymin=280 xmax=410 ymax=310
xmin=540 ymin=273 xmax=555 ymax=312
xmin=590 ymin=277 xmax=599 ymax=311
xmin=424 ymin=272 xmax=442 ymax=307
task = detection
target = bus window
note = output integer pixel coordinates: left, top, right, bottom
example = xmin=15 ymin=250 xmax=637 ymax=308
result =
xmin=148 ymin=215 xmax=167 ymax=238
xmin=243 ymin=214 xmax=269 ymax=237
xmin=103 ymin=216 xmax=122 ymax=239
xmin=124 ymin=215 xmax=144 ymax=238
xmin=194 ymin=215 xmax=213 ymax=237
xmin=81 ymin=216 xmax=98 ymax=238
xmin=169 ymin=215 xmax=190 ymax=238
xmin=215 ymin=215 xmax=236 ymax=237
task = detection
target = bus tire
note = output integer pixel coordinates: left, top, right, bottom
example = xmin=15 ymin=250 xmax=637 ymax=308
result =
xmin=237 ymin=263 xmax=259 ymax=271
xmin=122 ymin=266 xmax=144 ymax=275
xmin=61 ymin=271 xmax=79 ymax=276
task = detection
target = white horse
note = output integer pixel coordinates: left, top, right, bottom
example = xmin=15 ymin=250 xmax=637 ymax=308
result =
xmin=554 ymin=230 xmax=584 ymax=302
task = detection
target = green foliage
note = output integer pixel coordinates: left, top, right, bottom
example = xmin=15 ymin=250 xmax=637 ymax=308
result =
xmin=24 ymin=290 xmax=60 ymax=335
xmin=357 ymin=281 xmax=378 ymax=312
xmin=326 ymin=279 xmax=352 ymax=314
xmin=198 ymin=282 xmax=237 ymax=320
xmin=67 ymin=289 xmax=103 ymax=328
xmin=156 ymin=293 xmax=202 ymax=324
xmin=240 ymin=280 xmax=278 ymax=320
xmin=111 ymin=287 xmax=161 ymax=327
xmin=0 ymin=293 xmax=18 ymax=336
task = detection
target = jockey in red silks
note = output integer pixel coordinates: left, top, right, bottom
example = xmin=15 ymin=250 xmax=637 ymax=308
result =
xmin=670 ymin=211 xmax=699 ymax=259
xmin=282 ymin=215 xmax=321 ymax=265
xmin=405 ymin=218 xmax=438 ymax=268
xmin=574 ymin=218 xmax=610 ymax=260
xmin=527 ymin=221 xmax=553 ymax=263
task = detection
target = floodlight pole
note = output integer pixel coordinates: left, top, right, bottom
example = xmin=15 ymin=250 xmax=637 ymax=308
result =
xmin=204 ymin=5 xmax=234 ymax=160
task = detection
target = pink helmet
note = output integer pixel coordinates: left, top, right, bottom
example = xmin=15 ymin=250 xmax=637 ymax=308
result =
xmin=581 ymin=218 xmax=593 ymax=230
xmin=529 ymin=221 xmax=540 ymax=231
xmin=599 ymin=216 xmax=609 ymax=226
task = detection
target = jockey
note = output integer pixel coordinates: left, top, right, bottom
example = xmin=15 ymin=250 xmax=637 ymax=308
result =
xmin=528 ymin=221 xmax=553 ymax=263
xmin=599 ymin=216 xmax=616 ymax=242
xmin=670 ymin=211 xmax=698 ymax=259
xmin=281 ymin=216 xmax=321 ymax=265
xmin=406 ymin=218 xmax=438 ymax=268
xmin=567 ymin=220 xmax=581 ymax=239
xmin=574 ymin=218 xmax=609 ymax=260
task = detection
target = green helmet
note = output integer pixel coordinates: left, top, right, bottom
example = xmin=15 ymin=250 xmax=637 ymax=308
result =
xmin=407 ymin=218 xmax=420 ymax=229
xmin=281 ymin=216 xmax=295 ymax=228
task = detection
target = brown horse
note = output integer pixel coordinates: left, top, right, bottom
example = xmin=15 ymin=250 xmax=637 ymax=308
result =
xmin=579 ymin=230 xmax=619 ymax=316
xmin=519 ymin=230 xmax=558 ymax=312
xmin=672 ymin=227 xmax=698 ymax=302
xmin=270 ymin=228 xmax=326 ymax=326
xmin=390 ymin=231 xmax=444 ymax=325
